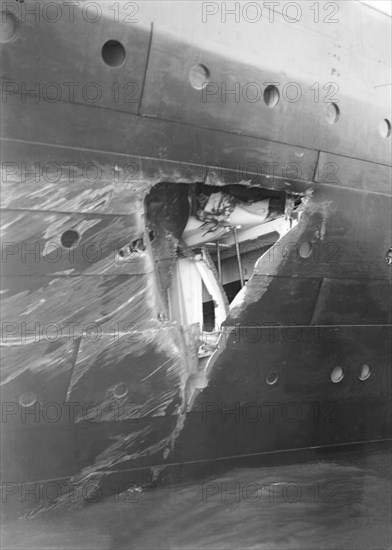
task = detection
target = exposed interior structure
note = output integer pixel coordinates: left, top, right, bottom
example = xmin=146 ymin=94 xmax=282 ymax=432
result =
xmin=145 ymin=183 xmax=304 ymax=404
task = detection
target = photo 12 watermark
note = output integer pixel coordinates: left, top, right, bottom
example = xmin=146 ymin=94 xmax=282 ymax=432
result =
xmin=201 ymin=480 xmax=339 ymax=504
xmin=1 ymin=2 xmax=140 ymax=24
xmin=201 ymin=400 xmax=340 ymax=424
xmin=1 ymin=320 xmax=143 ymax=344
xmin=201 ymin=81 xmax=339 ymax=105
xmin=1 ymin=479 xmax=142 ymax=505
xmin=1 ymin=399 xmax=142 ymax=424
xmin=2 ymin=81 xmax=140 ymax=104
xmin=201 ymin=2 xmax=340 ymax=24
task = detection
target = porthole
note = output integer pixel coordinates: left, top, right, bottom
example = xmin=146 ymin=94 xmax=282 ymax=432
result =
xmin=263 ymin=85 xmax=280 ymax=108
xmin=118 ymin=246 xmax=130 ymax=258
xmin=0 ymin=11 xmax=19 ymax=43
xmin=102 ymin=40 xmax=126 ymax=67
xmin=266 ymin=370 xmax=278 ymax=385
xmin=330 ymin=366 xmax=344 ymax=383
xmin=113 ymin=382 xmax=128 ymax=399
xmin=379 ymin=119 xmax=392 ymax=139
xmin=299 ymin=242 xmax=312 ymax=259
xmin=19 ymin=392 xmax=37 ymax=407
xmin=83 ymin=481 xmax=102 ymax=503
xmin=189 ymin=64 xmax=210 ymax=90
xmin=386 ymin=248 xmax=392 ymax=265
xmin=325 ymin=103 xmax=340 ymax=125
xmin=61 ymin=230 xmax=79 ymax=248
xmin=358 ymin=364 xmax=371 ymax=381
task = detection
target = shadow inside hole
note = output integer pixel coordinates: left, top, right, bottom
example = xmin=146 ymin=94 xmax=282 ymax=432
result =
xmin=61 ymin=230 xmax=79 ymax=248
xmin=102 ymin=40 xmax=126 ymax=67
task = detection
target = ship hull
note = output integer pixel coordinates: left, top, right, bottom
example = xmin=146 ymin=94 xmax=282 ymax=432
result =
xmin=1 ymin=0 xmax=391 ymax=511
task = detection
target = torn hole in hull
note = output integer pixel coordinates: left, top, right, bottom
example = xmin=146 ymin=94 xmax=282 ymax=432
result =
xmin=145 ymin=182 xmax=307 ymax=405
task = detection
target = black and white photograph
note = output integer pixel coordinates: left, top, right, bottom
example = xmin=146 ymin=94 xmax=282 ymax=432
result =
xmin=1 ymin=0 xmax=391 ymax=548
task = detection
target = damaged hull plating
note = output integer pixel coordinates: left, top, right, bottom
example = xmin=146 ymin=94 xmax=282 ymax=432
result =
xmin=1 ymin=0 xmax=391 ymax=508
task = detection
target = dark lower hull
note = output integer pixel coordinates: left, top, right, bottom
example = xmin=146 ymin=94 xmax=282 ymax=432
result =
xmin=1 ymin=406 xmax=391 ymax=515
